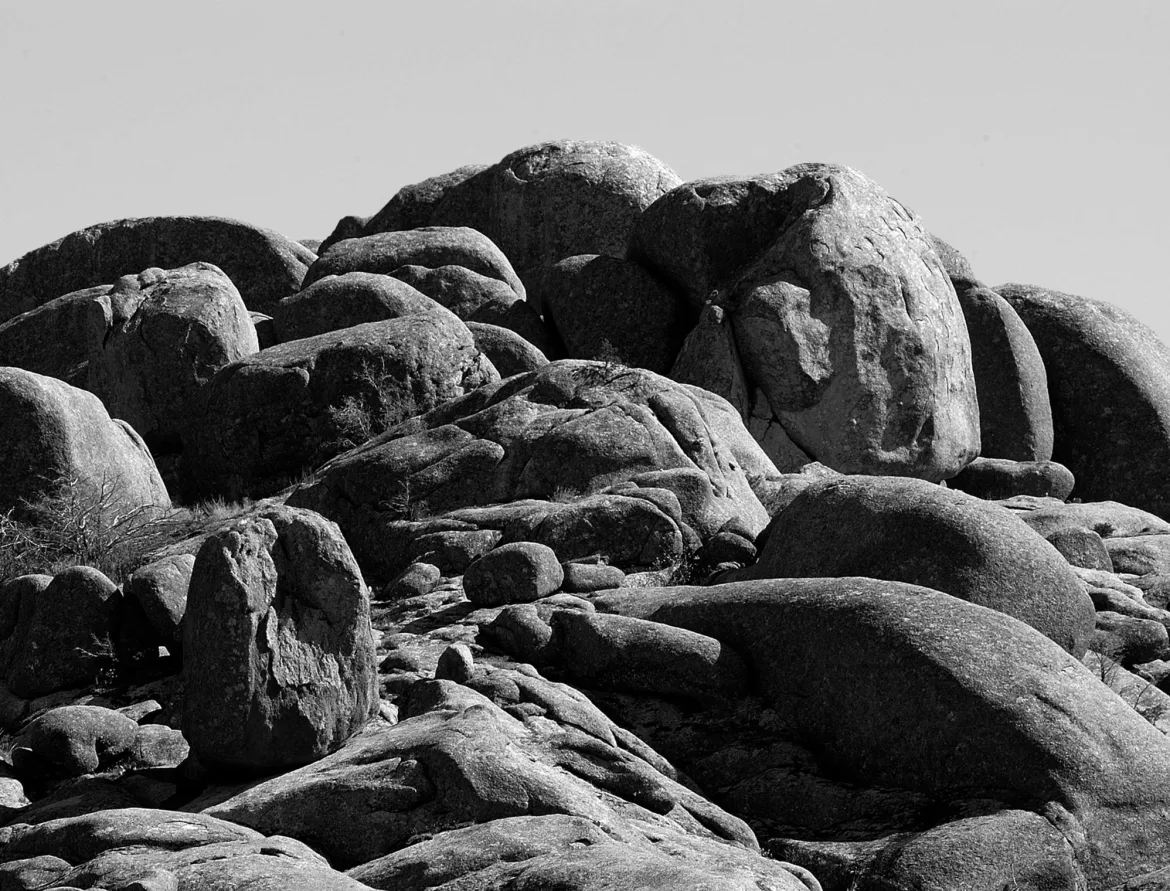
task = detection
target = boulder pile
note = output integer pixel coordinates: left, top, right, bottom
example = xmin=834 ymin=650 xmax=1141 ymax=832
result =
xmin=1 ymin=139 xmax=1167 ymax=890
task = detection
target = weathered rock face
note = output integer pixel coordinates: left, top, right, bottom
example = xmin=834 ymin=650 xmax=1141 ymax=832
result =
xmin=304 ymin=227 xmax=525 ymax=301
xmin=85 ymin=263 xmax=259 ymax=454
xmin=998 ymin=283 xmax=1170 ymax=519
xmin=0 ymin=284 xmax=111 ymax=387
xmin=181 ymin=311 xmax=499 ymax=500
xmin=957 ymin=286 xmax=1054 ymax=461
xmin=288 ymin=361 xmax=775 ymax=582
xmin=0 ymin=216 xmax=315 ymax=322
xmin=0 ymin=367 xmax=169 ymax=518
xmin=272 ymin=271 xmax=445 ymax=343
xmin=588 ymin=578 xmax=1170 ymax=888
xmin=536 ymin=254 xmax=692 ymax=375
xmin=725 ymin=165 xmax=980 ymax=480
xmin=738 ymin=475 xmax=1096 ymax=657
xmin=182 ymin=506 xmax=378 ymax=771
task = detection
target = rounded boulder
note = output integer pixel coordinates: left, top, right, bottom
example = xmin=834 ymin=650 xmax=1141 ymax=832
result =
xmin=740 ymin=474 xmax=1097 ymax=657
xmin=0 ymin=367 xmax=170 ymax=519
xmin=85 ymin=263 xmax=260 ymax=455
xmin=464 ymin=542 xmax=564 ymax=606
xmin=0 ymin=215 xmax=314 ymax=322
xmin=998 ymin=283 xmax=1170 ymax=518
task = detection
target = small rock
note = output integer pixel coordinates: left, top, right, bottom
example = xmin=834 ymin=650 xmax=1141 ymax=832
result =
xmin=1047 ymin=527 xmax=1114 ymax=572
xmin=411 ymin=530 xmax=503 ymax=575
xmin=379 ymin=562 xmax=442 ymax=601
xmin=949 ymin=457 xmax=1075 ymax=500
xmin=435 ymin=644 xmax=475 ymax=683
xmin=125 ymin=554 xmax=194 ymax=652
xmin=560 ymin=562 xmax=626 ymax=593
xmin=483 ymin=605 xmax=556 ymax=664
xmin=11 ymin=705 xmax=139 ymax=779
xmin=1093 ymin=611 xmax=1170 ymax=666
xmin=699 ymin=530 xmax=757 ymax=567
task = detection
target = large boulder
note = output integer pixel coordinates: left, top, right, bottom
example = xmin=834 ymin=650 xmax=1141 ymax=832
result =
xmin=303 ymin=227 xmax=525 ymax=301
xmin=288 ymin=361 xmax=775 ymax=582
xmin=535 ymin=254 xmax=692 ymax=374
xmin=724 ymin=164 xmax=980 ymax=480
xmin=0 ymin=367 xmax=169 ymax=518
xmin=0 ymin=284 xmax=111 ymax=387
xmin=182 ymin=505 xmax=378 ymax=771
xmin=998 ymin=283 xmax=1170 ymax=518
xmin=0 ymin=216 xmax=315 ymax=322
xmin=366 ymin=142 xmax=682 ymax=287
xmin=5 ymin=566 xmax=121 ymax=698
xmin=957 ymin=286 xmax=1054 ymax=461
xmin=348 ymin=163 xmax=492 ymax=249
xmin=387 ymin=263 xmax=556 ymax=355
xmin=271 ymin=271 xmax=444 ymax=343
xmin=85 ymin=263 xmax=260 ymax=455
xmin=0 ymin=574 xmax=50 ymax=682
xmin=483 ymin=141 xmax=682 ymax=283
xmin=590 ymin=578 xmax=1170 ymax=888
xmin=738 ymin=475 xmax=1096 ymax=657
xmin=181 ymin=310 xmax=499 ymax=500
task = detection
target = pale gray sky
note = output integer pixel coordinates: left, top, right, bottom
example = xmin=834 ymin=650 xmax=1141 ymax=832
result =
xmin=2 ymin=2 xmax=1166 ymax=339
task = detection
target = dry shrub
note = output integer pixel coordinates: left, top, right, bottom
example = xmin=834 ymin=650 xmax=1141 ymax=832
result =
xmin=0 ymin=473 xmax=252 ymax=585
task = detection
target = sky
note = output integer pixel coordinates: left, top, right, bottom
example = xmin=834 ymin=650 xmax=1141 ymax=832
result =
xmin=2 ymin=1 xmax=1167 ymax=340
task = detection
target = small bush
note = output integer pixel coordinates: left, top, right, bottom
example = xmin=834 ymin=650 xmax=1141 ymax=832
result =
xmin=0 ymin=474 xmax=252 ymax=585
xmin=577 ymin=338 xmax=640 ymax=390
